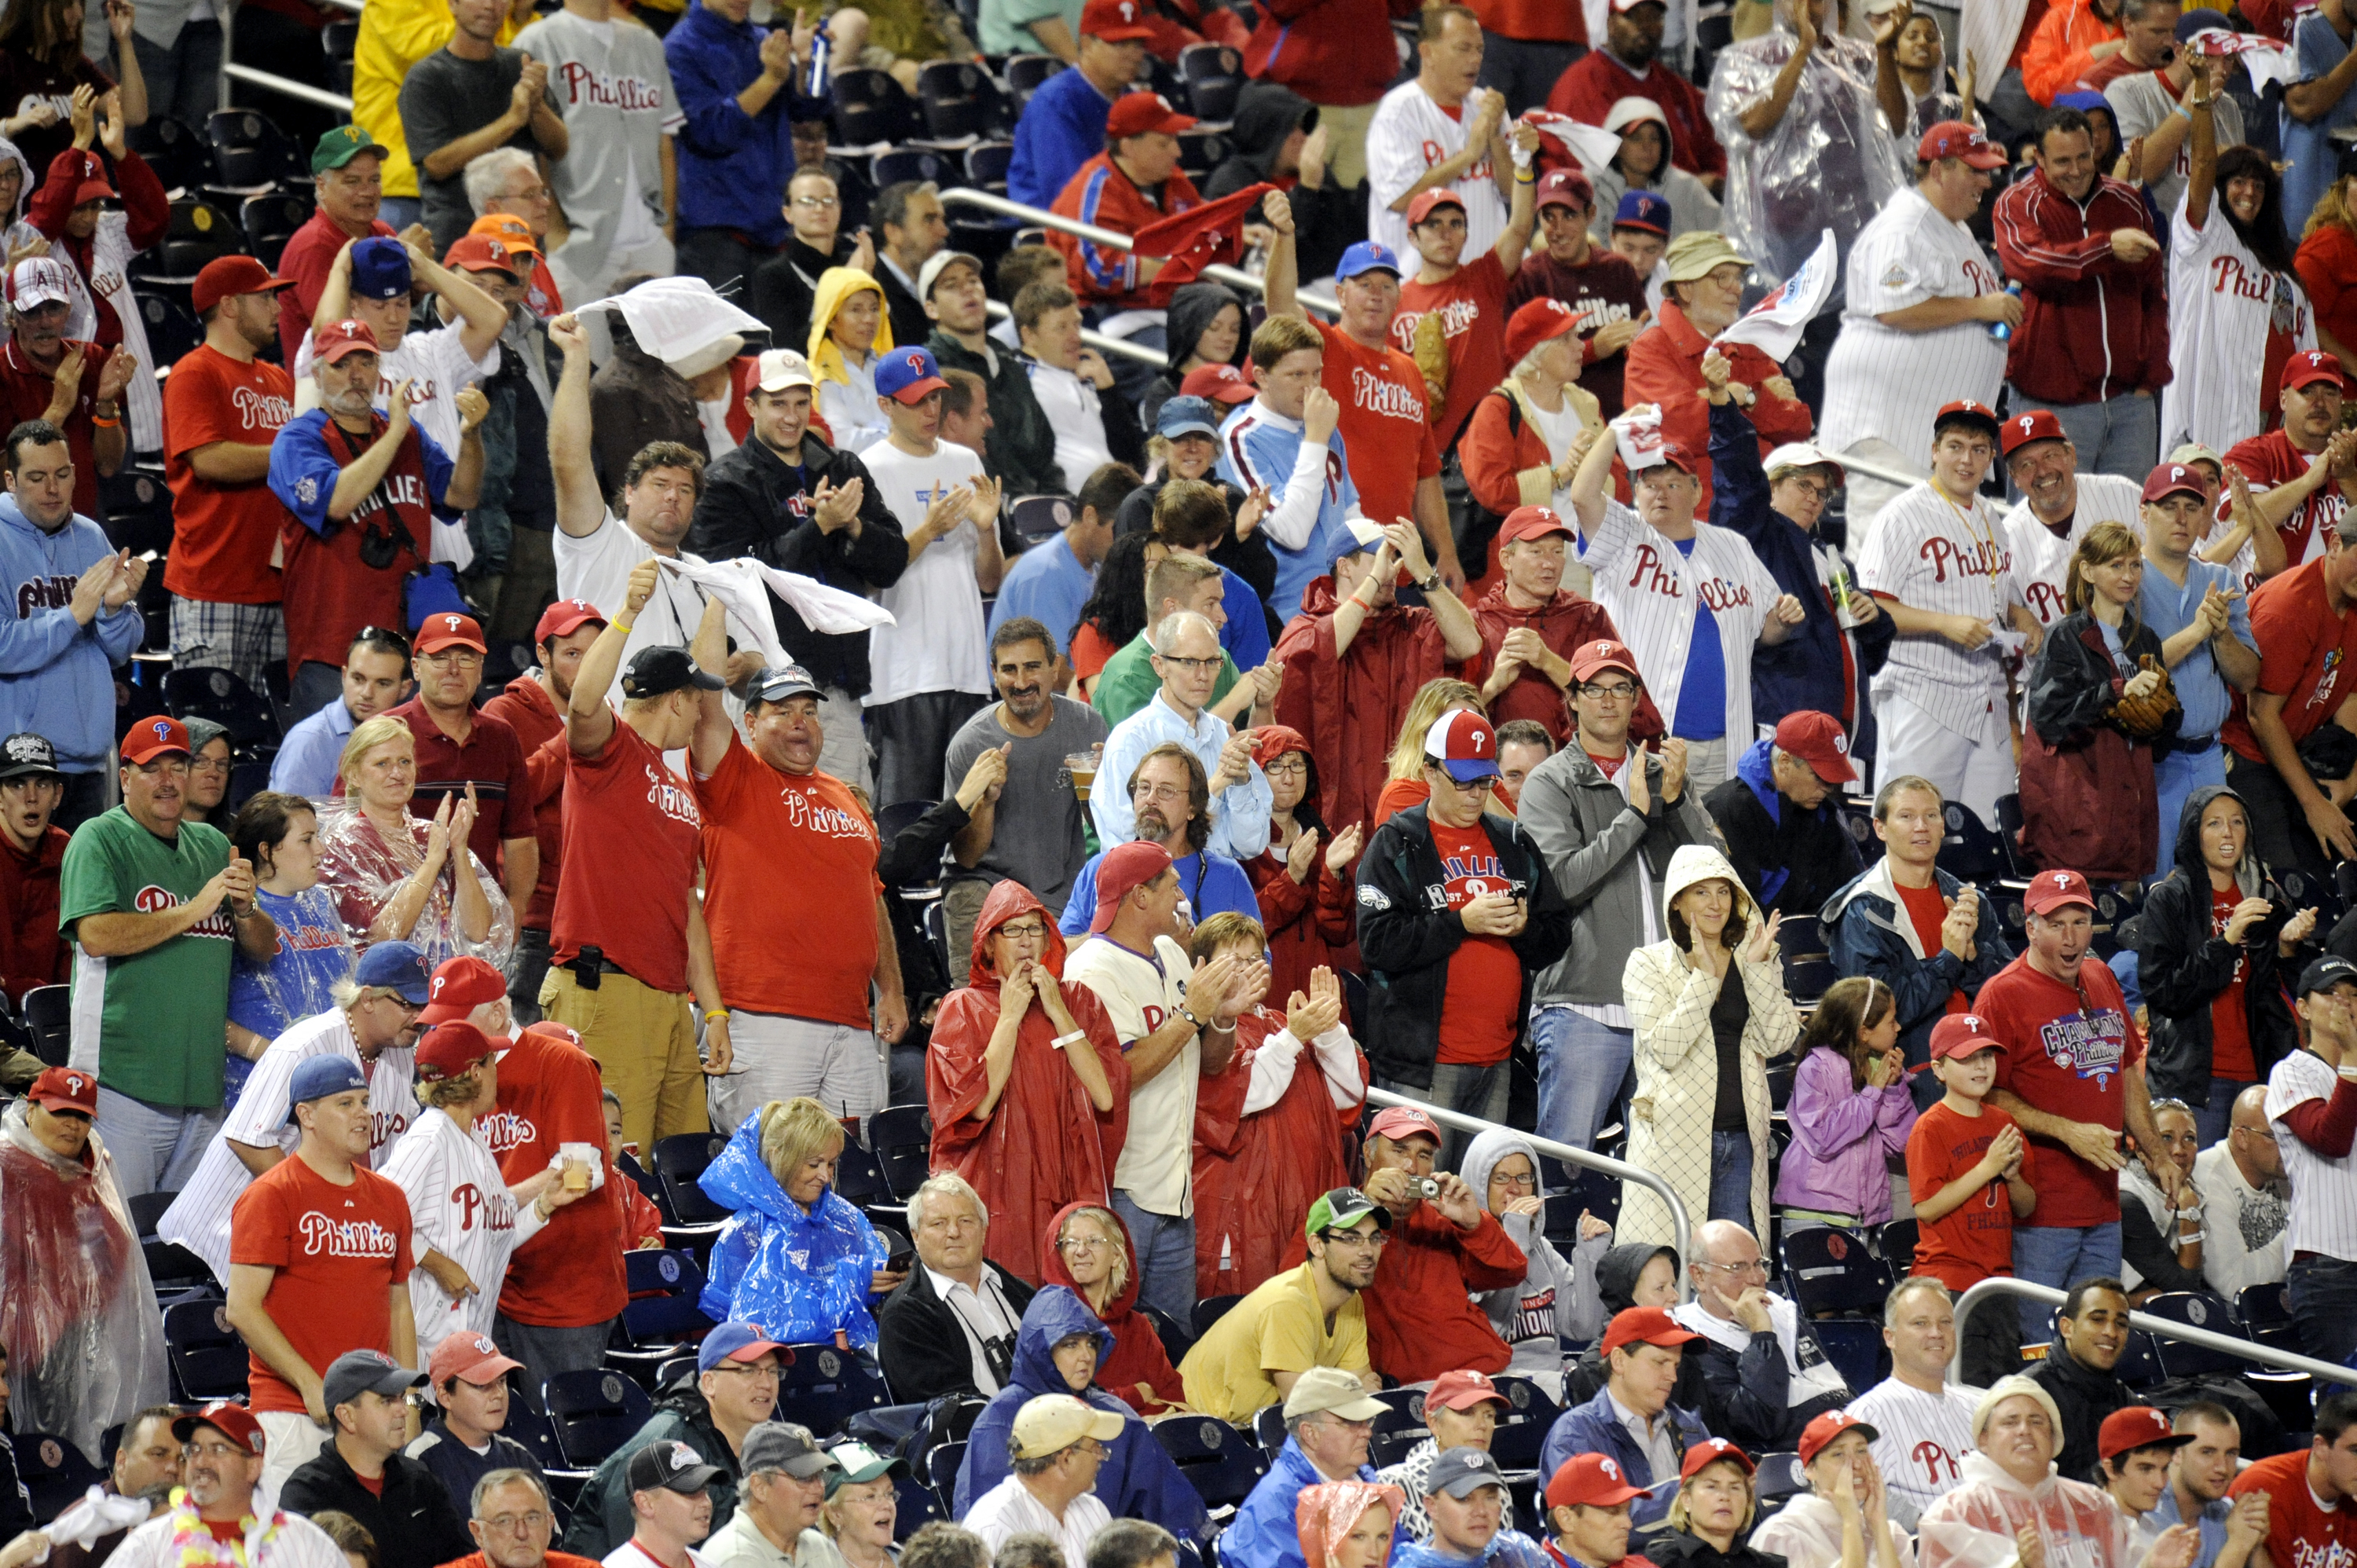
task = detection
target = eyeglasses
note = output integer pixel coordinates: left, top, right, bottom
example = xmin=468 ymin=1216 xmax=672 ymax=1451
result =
xmin=712 ymin=1362 xmax=783 ymax=1383
xmin=1132 ymin=782 xmax=1189 ymax=804
xmin=1154 ymin=654 xmax=1222 ymax=674
xmin=1265 ymin=757 xmax=1308 ymax=779
xmin=1578 ymin=681 xmax=1638 ymax=701
xmin=1780 ymin=479 xmax=1832 ymax=503
xmin=998 ymin=921 xmax=1047 ymax=940
xmin=1490 ymin=1168 xmax=1538 ymax=1190
xmin=2234 ymin=1124 xmax=2278 ymax=1144
xmin=794 ymin=192 xmax=841 ymax=208
xmin=482 ymin=1513 xmax=551 ymax=1535
xmin=1058 ymin=1233 xmax=1108 ymax=1254
xmin=190 ymin=755 xmax=231 ymax=775
xmin=1699 ymin=1258 xmax=1768 ymax=1277
xmin=1322 ymin=1229 xmax=1389 ymax=1251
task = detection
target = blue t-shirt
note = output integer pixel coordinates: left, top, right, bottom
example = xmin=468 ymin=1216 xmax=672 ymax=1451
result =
xmin=988 ymin=532 xmax=1096 ymax=654
xmin=1057 ymin=848 xmax=1262 ymax=936
xmin=1673 ymin=537 xmax=1726 ymax=741
xmin=228 ymin=885 xmax=357 ymax=1040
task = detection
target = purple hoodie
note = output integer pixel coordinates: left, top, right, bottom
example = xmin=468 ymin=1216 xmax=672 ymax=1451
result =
xmin=1771 ymin=1044 xmax=1919 ymax=1222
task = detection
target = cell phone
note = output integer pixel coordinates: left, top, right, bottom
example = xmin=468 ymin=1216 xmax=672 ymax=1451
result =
xmin=887 ymin=1249 xmax=915 ymax=1273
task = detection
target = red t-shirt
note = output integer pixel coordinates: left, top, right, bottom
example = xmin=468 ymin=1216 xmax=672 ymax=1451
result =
xmin=1465 ymin=0 xmax=1582 ymax=43
xmin=1980 ymin=953 xmax=2146 ymax=1229
xmin=0 ymin=335 xmax=114 ymax=519
xmin=229 ymin=1153 xmax=414 ymax=1414
xmin=163 ymin=345 xmax=295 ymax=605
xmin=1396 ymin=253 xmax=1512 ymax=453
xmin=2209 ymin=886 xmax=2257 ymax=1082
xmin=551 ymin=719 xmax=702 ymax=997
xmin=383 ymin=698 xmax=537 ymax=875
xmin=2223 ymin=555 xmax=2357 ymax=762
xmin=2232 ymin=1451 xmax=2357 ymax=1568
xmin=1894 ymin=878 xmax=1970 ymax=1017
xmin=1907 ymin=1099 xmax=2030 ymax=1289
xmin=2224 ymin=428 xmax=2346 ymax=566
xmin=1311 ymin=317 xmax=1442 ymax=533
xmin=1428 ymin=817 xmax=1524 ymax=1065
xmin=490 ymin=1026 xmax=627 ymax=1329
xmin=695 ymin=734 xmax=882 ymax=1029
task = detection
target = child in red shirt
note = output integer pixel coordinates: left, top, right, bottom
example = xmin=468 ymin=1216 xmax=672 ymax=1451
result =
xmin=1907 ymin=1013 xmax=2036 ymax=1387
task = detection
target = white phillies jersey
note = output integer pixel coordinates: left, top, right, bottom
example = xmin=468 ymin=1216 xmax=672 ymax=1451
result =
xmin=1846 ymin=1376 xmax=1982 ymax=1527
xmin=1858 ymin=481 xmax=2026 ymax=746
xmin=2164 ymin=185 xmax=2317 ymax=460
xmin=381 ymin=1106 xmax=549 ymax=1338
xmin=1574 ymin=498 xmax=1782 ymax=746
xmin=157 ymin=1009 xmax=416 ymax=1287
xmin=1818 ymin=186 xmax=2010 ymax=471
xmin=2000 ymin=472 xmax=2146 ymax=628
xmin=2265 ymin=1049 xmax=2357 ymax=1264
xmin=1364 ymin=79 xmax=1508 ymax=268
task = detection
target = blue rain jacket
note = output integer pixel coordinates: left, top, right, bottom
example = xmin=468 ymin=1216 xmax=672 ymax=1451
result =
xmin=697 ymin=1108 xmax=887 ymax=1349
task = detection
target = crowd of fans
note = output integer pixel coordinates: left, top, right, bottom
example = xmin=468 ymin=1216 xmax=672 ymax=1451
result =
xmin=15 ymin=0 xmax=2357 ymax=1559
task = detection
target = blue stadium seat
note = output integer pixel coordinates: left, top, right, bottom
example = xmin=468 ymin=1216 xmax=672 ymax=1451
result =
xmin=775 ymin=1344 xmax=893 ymax=1438
xmin=542 ymin=1369 xmax=655 ymax=1469
xmin=163 ymin=1299 xmax=249 ymax=1403
xmin=868 ymin=1103 xmax=931 ymax=1200
xmin=1153 ymin=1415 xmax=1270 ymax=1510
xmin=13 ymin=1431 xmax=104 ymax=1525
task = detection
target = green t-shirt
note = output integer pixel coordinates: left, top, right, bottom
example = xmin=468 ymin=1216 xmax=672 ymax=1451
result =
xmin=1091 ymin=630 xmax=1239 ymax=729
xmin=60 ymin=807 xmax=236 ymax=1109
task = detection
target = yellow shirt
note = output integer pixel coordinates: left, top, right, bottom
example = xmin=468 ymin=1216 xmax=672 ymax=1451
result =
xmin=351 ymin=0 xmax=526 ymax=197
xmin=1176 ymin=1262 xmax=1370 ymax=1423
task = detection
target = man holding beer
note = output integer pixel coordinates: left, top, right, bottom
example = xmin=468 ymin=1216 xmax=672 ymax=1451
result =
xmin=940 ymin=617 xmax=1110 ymax=967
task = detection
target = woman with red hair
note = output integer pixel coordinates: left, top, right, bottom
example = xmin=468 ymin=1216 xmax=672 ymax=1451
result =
xmin=1039 ymin=1200 xmax=1187 ymax=1413
xmin=927 ymin=880 xmax=1131 ymax=1284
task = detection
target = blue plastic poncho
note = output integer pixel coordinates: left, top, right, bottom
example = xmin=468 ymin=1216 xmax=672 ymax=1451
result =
xmin=697 ymin=1108 xmax=888 ymax=1349
xmin=951 ymin=1286 xmax=1211 ymax=1545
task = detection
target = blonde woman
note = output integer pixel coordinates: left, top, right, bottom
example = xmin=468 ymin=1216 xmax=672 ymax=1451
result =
xmin=382 ymin=1020 xmax=583 ymax=1337
xmin=1041 ymin=1200 xmax=1185 ymax=1413
xmin=816 ymin=1443 xmax=902 ymax=1568
xmin=1658 ymin=1443 xmax=1782 ymax=1568
xmin=697 ymin=1096 xmax=898 ymax=1350
xmin=1620 ymin=844 xmax=1800 ymax=1244
xmin=314 ymin=715 xmax=512 ymax=966
xmin=1373 ymin=679 xmax=1488 ymax=826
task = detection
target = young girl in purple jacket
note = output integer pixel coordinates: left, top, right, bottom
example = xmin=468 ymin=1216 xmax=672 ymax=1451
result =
xmin=1773 ymin=976 xmax=1920 ymax=1231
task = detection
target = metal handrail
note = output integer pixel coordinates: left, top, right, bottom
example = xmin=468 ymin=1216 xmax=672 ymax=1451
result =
xmin=982 ymin=299 xmax=1164 ymax=366
xmin=1361 ymin=1086 xmax=1693 ymax=1299
xmin=1948 ymin=1276 xmax=2357 ymax=1389
xmin=218 ymin=0 xmax=361 ymax=119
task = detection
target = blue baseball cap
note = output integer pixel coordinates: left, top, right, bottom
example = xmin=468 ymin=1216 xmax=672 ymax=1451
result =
xmin=698 ymin=1321 xmax=794 ymax=1373
xmin=1613 ymin=190 xmax=1671 ymax=236
xmin=289 ymin=1052 xmax=368 ymax=1113
xmin=2176 ymin=7 xmax=2231 ymax=40
xmin=1335 ymin=241 xmax=1402 ymax=282
xmin=354 ymin=939 xmax=431 ymax=1004
xmin=1326 ymin=518 xmax=1387 ymax=566
xmin=1156 ymin=395 xmax=1221 ymax=441
xmin=874 ymin=345 xmax=950 ymax=405
xmin=350 ymin=236 xmax=412 ymax=302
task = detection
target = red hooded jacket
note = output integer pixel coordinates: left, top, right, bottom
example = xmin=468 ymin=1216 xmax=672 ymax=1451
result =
xmin=1991 ymin=165 xmax=2170 ymax=406
xmin=1622 ymin=301 xmax=1813 ymax=511
xmin=928 ymin=881 xmax=1131 ymax=1285
xmin=1468 ymin=581 xmax=1666 ymax=746
xmin=1039 ymin=1200 xmax=1187 ymax=1412
xmin=1272 ymin=576 xmax=1464 ymax=834
xmin=1244 ymin=727 xmax=1360 ymax=996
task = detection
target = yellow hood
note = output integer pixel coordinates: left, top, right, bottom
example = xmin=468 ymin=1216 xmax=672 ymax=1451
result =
xmin=807 ymin=267 xmax=893 ymax=389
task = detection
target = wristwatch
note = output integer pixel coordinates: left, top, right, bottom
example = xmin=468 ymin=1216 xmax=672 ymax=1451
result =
xmin=1420 ymin=567 xmax=1443 ymax=593
xmin=1177 ymin=1004 xmax=1207 ymax=1032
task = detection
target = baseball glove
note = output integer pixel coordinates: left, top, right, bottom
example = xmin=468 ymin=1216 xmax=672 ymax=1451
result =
xmin=2113 ymin=653 xmax=2180 ymax=740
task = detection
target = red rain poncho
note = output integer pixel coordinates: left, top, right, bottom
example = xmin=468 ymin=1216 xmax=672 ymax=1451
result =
xmin=928 ymin=881 xmax=1131 ymax=1284
xmin=1039 ymin=1200 xmax=1186 ymax=1413
xmin=1244 ymin=727 xmax=1360 ymax=993
xmin=1272 ymin=577 xmax=1462 ymax=833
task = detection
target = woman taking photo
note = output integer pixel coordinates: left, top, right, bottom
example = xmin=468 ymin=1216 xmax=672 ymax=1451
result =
xmin=1588 ymin=97 xmax=1725 ymax=244
xmin=1299 ymin=1482 xmax=1407 ymax=1568
xmin=316 ymin=716 xmax=511 ymax=966
xmin=1248 ymin=726 xmax=1360 ymax=996
xmin=2022 ymin=523 xmax=2178 ymax=882
xmin=1621 ymin=844 xmax=1800 ymax=1244
xmin=1040 ymin=1200 xmax=1186 ymax=1413
xmin=1750 ymin=1413 xmax=1913 ymax=1568
xmin=1648 ymin=1444 xmax=1779 ymax=1568
xmin=696 ymin=1095 xmax=901 ymax=1349
xmin=1773 ymin=976 xmax=1917 ymax=1234
xmin=227 ymin=790 xmax=355 ymax=1088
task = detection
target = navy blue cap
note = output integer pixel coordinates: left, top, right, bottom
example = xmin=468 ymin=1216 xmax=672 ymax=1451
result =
xmin=1155 ymin=395 xmax=1221 ymax=441
xmin=2176 ymin=7 xmax=2231 ymax=40
xmin=354 ymin=939 xmax=431 ymax=1003
xmin=1613 ymin=190 xmax=1671 ymax=235
xmin=750 ymin=663 xmax=821 ymax=705
xmin=289 ymin=1052 xmax=368 ymax=1112
xmin=350 ymin=236 xmax=411 ymax=302
xmin=1335 ymin=241 xmax=1402 ymax=282
xmin=2300 ymin=955 xmax=2357 ymax=998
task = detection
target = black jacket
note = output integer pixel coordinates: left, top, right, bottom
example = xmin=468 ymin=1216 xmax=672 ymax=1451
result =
xmin=926 ymin=330 xmax=1064 ymax=499
xmin=1648 ymin=1526 xmax=1788 ymax=1568
xmin=2137 ymin=784 xmax=2303 ymax=1105
xmin=750 ymin=233 xmax=860 ymax=363
xmin=877 ymin=1260 xmax=1038 ymax=1405
xmin=2025 ymin=1339 xmax=2131 ymax=1484
xmin=685 ymin=430 xmax=907 ymax=697
xmin=1681 ymin=1312 xmax=1852 ymax=1454
xmin=878 ymin=256 xmax=930 ymax=351
xmin=1204 ymin=81 xmax=1364 ymax=284
xmin=1563 ymin=1242 xmax=1710 ymax=1412
xmin=280 ymin=1443 xmax=473 ymax=1568
xmin=1703 ymin=741 xmax=1863 ymax=924
xmin=1113 ymin=474 xmax=1281 ymax=632
xmin=588 ymin=336 xmax=706 ymax=506
xmin=1354 ymin=802 xmax=1574 ymax=1088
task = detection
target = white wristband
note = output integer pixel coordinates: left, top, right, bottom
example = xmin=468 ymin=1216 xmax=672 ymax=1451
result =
xmin=1050 ymin=1030 xmax=1085 ymax=1051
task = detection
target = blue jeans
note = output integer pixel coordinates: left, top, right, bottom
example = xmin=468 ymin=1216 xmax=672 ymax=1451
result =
xmin=1381 ymin=1063 xmax=1509 ymax=1172
xmin=2009 ymin=1222 xmax=2124 ymax=1340
xmin=2189 ymin=1076 xmax=2254 ymax=1149
xmin=1532 ymin=1006 xmax=1633 ymax=1152
xmin=1709 ymin=1129 xmax=1754 ymax=1226
xmin=2025 ymin=389 xmax=2161 ymax=483
xmin=95 ymin=1086 xmax=224 ymax=1198
xmin=1111 ymin=1190 xmax=1197 ymax=1328
xmin=2151 ymin=744 xmax=2228 ymax=881
xmin=2286 ymin=1253 xmax=2357 ymax=1362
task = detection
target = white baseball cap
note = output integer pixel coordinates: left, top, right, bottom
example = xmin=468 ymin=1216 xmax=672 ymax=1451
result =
xmin=4 ymin=257 xmax=75 ymax=313
xmin=1763 ymin=441 xmax=1844 ymax=479
xmin=918 ymin=249 xmax=984 ymax=302
xmin=754 ymin=347 xmax=816 ymax=393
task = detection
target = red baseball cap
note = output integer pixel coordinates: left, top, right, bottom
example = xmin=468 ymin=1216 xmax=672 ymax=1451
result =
xmin=2000 ymin=408 xmax=2066 ymax=457
xmin=522 ymin=1020 xmax=584 ymax=1050
xmin=1535 ymin=168 xmax=1594 ymax=212
xmin=1080 ymin=0 xmax=1157 ymax=39
xmin=420 ymin=955 xmax=508 ymax=1024
xmin=1926 ymin=1013 xmax=2005 ymax=1063
xmin=192 ymin=255 xmax=295 ymax=316
xmin=536 ymin=597 xmax=607 ymax=644
xmin=1180 ymin=362 xmax=1255 ymax=404
xmin=1599 ymin=1306 xmax=1699 ymax=1357
xmin=314 ymin=317 xmax=383 ymax=365
xmin=65 ymin=149 xmax=115 ymax=209
xmin=1798 ymin=1410 xmax=1881 ymax=1466
xmin=1773 ymin=711 xmax=1858 ymax=784
xmin=2143 ymin=463 xmax=2208 ymax=504
xmin=122 ymin=714 xmax=192 ymax=766
xmin=1547 ymin=1453 xmax=1652 ymax=1511
xmin=1428 ymin=1370 xmax=1509 ymax=1412
xmin=174 ymin=1403 xmax=265 ymax=1456
xmin=415 ymin=612 xmax=486 ymax=655
xmin=2284 ymin=348 xmax=2348 ymax=393
xmin=1406 ymin=188 xmax=1468 ymax=228
xmin=1568 ymin=639 xmax=1640 ymax=683
xmin=429 ymin=1329 xmax=525 ymax=1390
xmin=1646 ymin=441 xmax=1700 ymax=477
xmin=1918 ymin=119 xmax=2007 ymax=169
xmin=442 ymin=233 xmax=519 ymax=278
xmin=1501 ymin=504 xmax=1576 ymax=546
xmin=2024 ymin=868 xmax=2097 ymax=915
xmin=27 ymin=1065 xmax=97 ymax=1116
xmin=1425 ymin=707 xmax=1501 ymax=782
xmin=2099 ymin=1406 xmax=2194 ymax=1461
xmin=416 ymin=1020 xmax=500 ymax=1083
xmin=1089 ymin=840 xmax=1175 ymax=934
xmin=1503 ymin=297 xmax=1585 ymax=366
xmin=1681 ymin=1438 xmax=1756 ymax=1482
xmin=1934 ymin=399 xmax=2003 ymax=441
xmin=1366 ymin=1104 xmax=1444 ymax=1145
xmin=1105 ymin=92 xmax=1195 ymax=140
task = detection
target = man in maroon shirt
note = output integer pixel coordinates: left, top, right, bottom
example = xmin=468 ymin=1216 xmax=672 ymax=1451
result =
xmin=277 ymin=126 xmax=405 ymax=365
xmin=1505 ymin=170 xmax=1651 ymax=419
xmin=482 ymin=596 xmax=605 ymax=1024
xmin=1544 ymin=0 xmax=1726 ymax=189
xmin=0 ymin=258 xmax=133 ymax=521
xmin=2224 ymin=350 xmax=2357 ymax=579
xmin=384 ymin=612 xmax=539 ymax=914
xmin=0 ymin=732 xmax=67 ymax=1009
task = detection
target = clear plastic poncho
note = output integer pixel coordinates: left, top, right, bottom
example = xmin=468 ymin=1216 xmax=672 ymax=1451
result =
xmin=1704 ymin=2 xmax=1907 ymax=287
xmin=1918 ymin=1452 xmax=2140 ymax=1568
xmin=313 ymin=797 xmax=517 ymax=973
xmin=0 ymin=1100 xmax=168 ymax=1464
